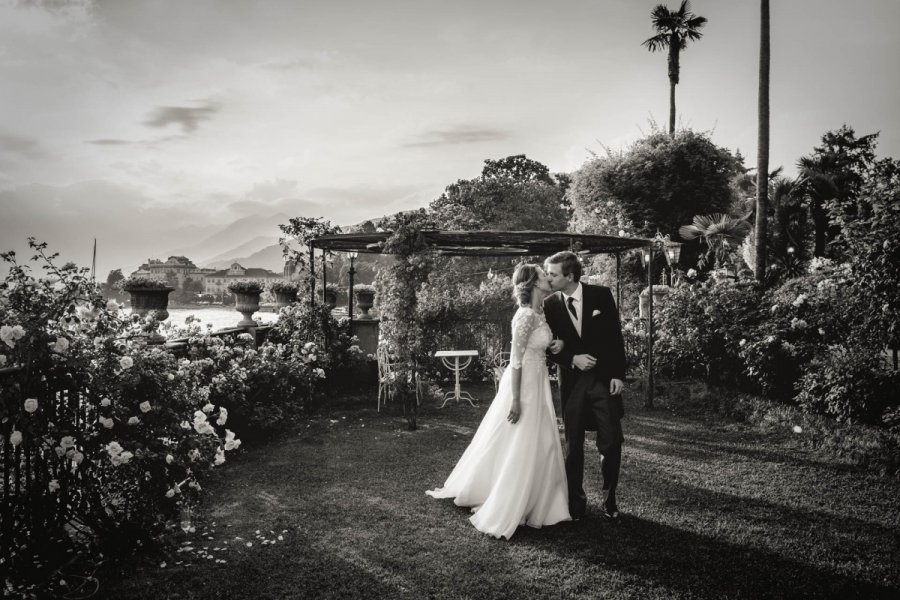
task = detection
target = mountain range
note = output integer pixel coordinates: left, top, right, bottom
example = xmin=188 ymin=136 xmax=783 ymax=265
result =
xmin=160 ymin=213 xmax=290 ymax=272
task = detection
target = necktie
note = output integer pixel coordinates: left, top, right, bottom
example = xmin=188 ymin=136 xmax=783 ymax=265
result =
xmin=566 ymin=296 xmax=577 ymax=320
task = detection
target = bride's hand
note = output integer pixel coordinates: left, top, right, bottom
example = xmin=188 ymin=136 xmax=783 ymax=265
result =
xmin=507 ymin=400 xmax=521 ymax=424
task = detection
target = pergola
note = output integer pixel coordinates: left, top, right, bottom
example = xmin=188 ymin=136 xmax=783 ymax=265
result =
xmin=309 ymin=230 xmax=661 ymax=405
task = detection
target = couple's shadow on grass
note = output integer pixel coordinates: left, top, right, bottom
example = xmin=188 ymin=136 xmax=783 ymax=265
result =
xmin=495 ymin=506 xmax=898 ymax=600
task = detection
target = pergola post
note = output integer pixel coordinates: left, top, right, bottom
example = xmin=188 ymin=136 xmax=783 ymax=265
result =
xmin=646 ymin=247 xmax=655 ymax=409
xmin=321 ymin=248 xmax=327 ymax=304
xmin=615 ymin=252 xmax=621 ymax=312
xmin=308 ymin=245 xmax=316 ymax=306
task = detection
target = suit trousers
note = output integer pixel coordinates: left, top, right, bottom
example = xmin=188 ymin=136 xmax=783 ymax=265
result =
xmin=562 ymin=376 xmax=623 ymax=518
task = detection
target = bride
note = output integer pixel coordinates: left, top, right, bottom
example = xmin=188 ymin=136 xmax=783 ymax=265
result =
xmin=426 ymin=263 xmax=571 ymax=539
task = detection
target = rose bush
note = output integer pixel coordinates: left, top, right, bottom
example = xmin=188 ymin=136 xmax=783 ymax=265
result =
xmin=0 ymin=241 xmax=357 ymax=587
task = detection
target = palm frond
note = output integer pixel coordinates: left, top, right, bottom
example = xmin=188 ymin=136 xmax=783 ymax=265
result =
xmin=642 ymin=34 xmax=670 ymax=51
xmin=678 ymin=224 xmax=704 ymax=240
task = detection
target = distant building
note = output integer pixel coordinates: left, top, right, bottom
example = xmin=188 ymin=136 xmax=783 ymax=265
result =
xmin=202 ymin=263 xmax=283 ymax=295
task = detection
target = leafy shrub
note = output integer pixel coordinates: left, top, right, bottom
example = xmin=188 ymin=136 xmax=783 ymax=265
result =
xmin=794 ymin=346 xmax=900 ymax=425
xmin=741 ymin=261 xmax=860 ymax=400
xmin=267 ymin=303 xmax=360 ymax=373
xmin=654 ymin=279 xmax=765 ymax=384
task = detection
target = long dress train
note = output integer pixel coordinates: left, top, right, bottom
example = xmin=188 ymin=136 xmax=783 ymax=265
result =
xmin=426 ymin=307 xmax=570 ymax=539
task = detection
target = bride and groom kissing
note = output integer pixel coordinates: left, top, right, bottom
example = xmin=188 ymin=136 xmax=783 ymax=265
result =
xmin=427 ymin=251 xmax=626 ymax=539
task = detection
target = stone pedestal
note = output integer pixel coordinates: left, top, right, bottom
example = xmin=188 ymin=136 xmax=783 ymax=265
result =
xmin=351 ymin=318 xmax=379 ymax=357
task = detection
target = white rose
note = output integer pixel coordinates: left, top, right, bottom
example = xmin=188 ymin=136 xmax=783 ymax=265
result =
xmin=166 ymin=454 xmax=174 ymax=464
xmin=99 ymin=416 xmax=114 ymax=429
xmin=60 ymin=435 xmax=75 ymax=449
xmin=0 ymin=355 xmax=7 ymax=366
xmin=139 ymin=401 xmax=151 ymax=413
xmin=48 ymin=480 xmax=60 ymax=493
xmin=106 ymin=299 xmax=119 ymax=311
xmin=105 ymin=441 xmax=123 ymax=456
xmin=50 ymin=337 xmax=70 ymax=354
xmin=216 ymin=407 xmax=228 ymax=426
xmin=167 ymin=373 xmax=175 ymax=381
xmin=10 ymin=430 xmax=22 ymax=447
xmin=72 ymin=451 xmax=84 ymax=465
xmin=23 ymin=398 xmax=38 ymax=413
xmin=55 ymin=446 xmax=66 ymax=457
xmin=202 ymin=403 xmax=215 ymax=414
xmin=119 ymin=450 xmax=133 ymax=464
xmin=128 ymin=416 xmax=140 ymax=425
xmin=119 ymin=356 xmax=134 ymax=370
xmin=214 ymin=447 xmax=226 ymax=466
xmin=1 ymin=325 xmax=17 ymax=348
xmin=100 ymin=397 xmax=111 ymax=407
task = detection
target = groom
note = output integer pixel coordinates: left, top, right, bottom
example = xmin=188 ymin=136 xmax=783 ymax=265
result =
xmin=543 ymin=251 xmax=626 ymax=520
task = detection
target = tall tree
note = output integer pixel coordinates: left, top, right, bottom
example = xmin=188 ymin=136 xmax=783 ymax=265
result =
xmin=796 ymin=125 xmax=879 ymax=257
xmin=754 ymin=0 xmax=770 ymax=280
xmin=642 ymin=0 xmax=708 ymax=135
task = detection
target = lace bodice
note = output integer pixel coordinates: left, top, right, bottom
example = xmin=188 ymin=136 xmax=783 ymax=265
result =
xmin=510 ymin=307 xmax=552 ymax=368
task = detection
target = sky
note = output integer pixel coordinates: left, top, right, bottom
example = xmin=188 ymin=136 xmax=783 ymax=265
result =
xmin=1 ymin=0 xmax=898 ymax=276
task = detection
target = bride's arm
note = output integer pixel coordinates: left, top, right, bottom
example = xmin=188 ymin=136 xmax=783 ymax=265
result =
xmin=507 ymin=310 xmax=537 ymax=424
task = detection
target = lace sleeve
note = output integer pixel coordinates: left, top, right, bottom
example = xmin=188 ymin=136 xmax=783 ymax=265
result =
xmin=509 ymin=308 xmax=538 ymax=369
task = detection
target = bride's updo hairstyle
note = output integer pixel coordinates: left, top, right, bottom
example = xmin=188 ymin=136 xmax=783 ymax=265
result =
xmin=511 ymin=263 xmax=541 ymax=307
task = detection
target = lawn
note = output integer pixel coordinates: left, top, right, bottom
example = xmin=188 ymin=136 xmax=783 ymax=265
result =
xmin=98 ymin=383 xmax=900 ymax=599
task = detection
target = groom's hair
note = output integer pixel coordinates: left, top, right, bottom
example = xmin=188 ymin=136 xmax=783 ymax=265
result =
xmin=545 ymin=251 xmax=582 ymax=282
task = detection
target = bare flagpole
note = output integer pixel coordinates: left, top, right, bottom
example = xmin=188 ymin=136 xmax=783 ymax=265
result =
xmin=91 ymin=238 xmax=97 ymax=282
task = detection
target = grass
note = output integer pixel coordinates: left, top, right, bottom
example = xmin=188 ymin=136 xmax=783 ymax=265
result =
xmin=97 ymin=383 xmax=900 ymax=599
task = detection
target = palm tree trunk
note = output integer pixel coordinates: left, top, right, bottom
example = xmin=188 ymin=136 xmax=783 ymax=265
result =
xmin=668 ymin=42 xmax=679 ymax=135
xmin=754 ymin=0 xmax=770 ymax=281
xmin=669 ymin=79 xmax=676 ymax=135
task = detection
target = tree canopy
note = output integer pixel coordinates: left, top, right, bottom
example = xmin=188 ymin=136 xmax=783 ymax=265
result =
xmin=568 ymin=129 xmax=742 ymax=239
xmin=429 ymin=155 xmax=570 ymax=231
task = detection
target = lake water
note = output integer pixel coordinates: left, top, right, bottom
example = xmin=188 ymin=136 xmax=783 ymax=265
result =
xmin=164 ymin=307 xmax=279 ymax=331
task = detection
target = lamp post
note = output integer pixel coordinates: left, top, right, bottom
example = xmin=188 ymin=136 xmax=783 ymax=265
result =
xmin=348 ymin=250 xmax=358 ymax=320
xmin=664 ymin=238 xmax=682 ymax=285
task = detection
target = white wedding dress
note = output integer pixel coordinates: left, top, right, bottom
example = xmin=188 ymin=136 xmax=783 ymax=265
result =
xmin=426 ymin=306 xmax=570 ymax=539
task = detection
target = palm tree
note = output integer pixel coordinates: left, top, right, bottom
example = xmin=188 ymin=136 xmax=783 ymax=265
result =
xmin=679 ymin=213 xmax=753 ymax=273
xmin=754 ymin=0 xmax=770 ymax=281
xmin=642 ymin=1 xmax=708 ymax=135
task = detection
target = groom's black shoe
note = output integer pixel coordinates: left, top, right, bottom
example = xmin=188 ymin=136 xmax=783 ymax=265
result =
xmin=601 ymin=503 xmax=620 ymax=520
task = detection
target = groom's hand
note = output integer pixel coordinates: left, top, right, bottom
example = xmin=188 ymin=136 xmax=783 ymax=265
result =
xmin=548 ymin=339 xmax=564 ymax=354
xmin=609 ymin=378 xmax=625 ymax=395
xmin=572 ymin=354 xmax=597 ymax=371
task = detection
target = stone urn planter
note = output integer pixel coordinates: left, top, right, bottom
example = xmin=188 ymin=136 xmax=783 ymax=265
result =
xmin=228 ymin=281 xmax=264 ymax=328
xmin=121 ymin=277 xmax=174 ymax=343
xmin=273 ymin=290 xmax=296 ymax=309
xmin=234 ymin=292 xmax=261 ymax=327
xmin=353 ymin=285 xmax=376 ymax=320
xmin=639 ymin=285 xmax=672 ymax=319
xmin=323 ymin=285 xmax=339 ymax=309
xmin=122 ymin=280 xmax=175 ymax=321
xmin=268 ymin=281 xmax=300 ymax=310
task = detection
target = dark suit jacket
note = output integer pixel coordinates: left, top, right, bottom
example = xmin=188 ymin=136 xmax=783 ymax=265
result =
xmin=543 ymin=284 xmax=626 ymax=432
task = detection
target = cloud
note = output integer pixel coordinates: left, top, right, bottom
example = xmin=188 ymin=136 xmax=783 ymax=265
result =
xmin=0 ymin=132 xmax=44 ymax=159
xmin=87 ymin=138 xmax=132 ymax=145
xmin=403 ymin=126 xmax=513 ymax=147
xmin=142 ymin=101 xmax=220 ymax=134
